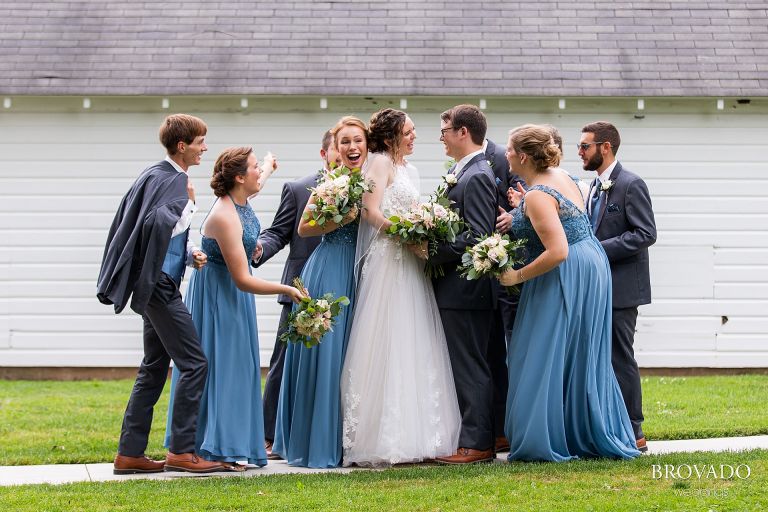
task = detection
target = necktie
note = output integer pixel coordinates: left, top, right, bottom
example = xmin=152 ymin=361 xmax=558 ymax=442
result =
xmin=589 ymin=179 xmax=604 ymax=230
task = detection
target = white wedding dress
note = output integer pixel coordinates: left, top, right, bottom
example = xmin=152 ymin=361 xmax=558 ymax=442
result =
xmin=341 ymin=161 xmax=461 ymax=467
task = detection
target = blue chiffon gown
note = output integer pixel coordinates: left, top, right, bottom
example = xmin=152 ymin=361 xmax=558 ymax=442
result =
xmin=165 ymin=199 xmax=267 ymax=466
xmin=505 ymin=184 xmax=640 ymax=462
xmin=272 ymin=221 xmax=358 ymax=468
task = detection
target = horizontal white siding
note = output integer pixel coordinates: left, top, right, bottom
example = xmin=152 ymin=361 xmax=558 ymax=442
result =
xmin=1 ymin=97 xmax=767 ymax=368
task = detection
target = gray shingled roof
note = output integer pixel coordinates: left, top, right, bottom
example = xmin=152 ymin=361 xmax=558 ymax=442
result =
xmin=2 ymin=1 xmax=767 ymax=97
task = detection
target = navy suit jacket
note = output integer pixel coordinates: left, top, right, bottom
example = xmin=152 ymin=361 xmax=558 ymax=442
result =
xmin=255 ymin=173 xmax=321 ymax=305
xmin=431 ymin=153 xmax=498 ymax=310
xmin=593 ymin=162 xmax=657 ymax=309
xmin=97 ymin=161 xmax=188 ymax=315
xmin=484 ymin=138 xmax=524 ymax=211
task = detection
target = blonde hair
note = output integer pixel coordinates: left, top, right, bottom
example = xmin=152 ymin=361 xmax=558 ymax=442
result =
xmin=509 ymin=124 xmax=561 ymax=173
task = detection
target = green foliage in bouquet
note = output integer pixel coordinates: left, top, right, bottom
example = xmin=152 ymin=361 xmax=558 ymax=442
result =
xmin=458 ymin=233 xmax=527 ymax=292
xmin=386 ymin=174 xmax=464 ymax=278
xmin=280 ymin=277 xmax=350 ymax=348
xmin=303 ymin=164 xmax=373 ymax=227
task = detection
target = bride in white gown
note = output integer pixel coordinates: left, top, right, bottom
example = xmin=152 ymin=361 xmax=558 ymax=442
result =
xmin=341 ymin=109 xmax=461 ymax=467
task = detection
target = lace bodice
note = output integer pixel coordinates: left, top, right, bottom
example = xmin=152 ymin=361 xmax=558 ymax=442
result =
xmin=380 ymin=163 xmax=419 ymax=217
xmin=201 ymin=200 xmax=260 ymax=265
xmin=512 ymin=185 xmax=592 ymax=261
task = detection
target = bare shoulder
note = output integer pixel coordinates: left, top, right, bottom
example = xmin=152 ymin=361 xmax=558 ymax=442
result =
xmin=366 ymin=153 xmax=396 ymax=185
xmin=202 ymin=199 xmax=239 ymax=238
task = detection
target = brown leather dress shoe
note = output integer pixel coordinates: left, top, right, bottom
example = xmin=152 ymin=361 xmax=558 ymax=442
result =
xmin=435 ymin=448 xmax=495 ymax=465
xmin=636 ymin=437 xmax=648 ymax=453
xmin=164 ymin=452 xmax=228 ymax=473
xmin=113 ymin=454 xmax=165 ymax=475
xmin=494 ymin=436 xmax=511 ymax=453
xmin=265 ymin=440 xmax=281 ymax=460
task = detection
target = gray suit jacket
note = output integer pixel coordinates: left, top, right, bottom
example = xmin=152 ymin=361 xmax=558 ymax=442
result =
xmin=255 ymin=173 xmax=321 ymax=305
xmin=431 ymin=153 xmax=498 ymax=310
xmin=593 ymin=162 xmax=657 ymax=309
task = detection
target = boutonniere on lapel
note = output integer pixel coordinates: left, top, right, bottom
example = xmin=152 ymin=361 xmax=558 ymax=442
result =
xmin=600 ymin=180 xmax=614 ymax=192
xmin=487 ymin=159 xmax=494 ymax=169
xmin=435 ymin=173 xmax=457 ymax=199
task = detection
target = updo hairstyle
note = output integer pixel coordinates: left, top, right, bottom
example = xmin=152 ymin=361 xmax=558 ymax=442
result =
xmin=509 ymin=124 xmax=561 ymax=173
xmin=210 ymin=146 xmax=253 ymax=197
xmin=368 ymin=108 xmax=406 ymax=161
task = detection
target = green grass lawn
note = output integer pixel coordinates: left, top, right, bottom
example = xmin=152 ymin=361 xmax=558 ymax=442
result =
xmin=0 ymin=375 xmax=766 ymax=466
xmin=0 ymin=450 xmax=766 ymax=511
xmin=0 ymin=375 xmax=766 ymax=511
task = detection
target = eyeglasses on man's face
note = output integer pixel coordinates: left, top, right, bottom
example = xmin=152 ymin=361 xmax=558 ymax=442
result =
xmin=440 ymin=126 xmax=459 ymax=137
xmin=577 ymin=142 xmax=605 ymax=151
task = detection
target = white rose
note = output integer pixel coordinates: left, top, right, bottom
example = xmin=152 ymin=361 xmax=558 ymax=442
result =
xmin=432 ymin=204 xmax=448 ymax=219
xmin=333 ymin=175 xmax=350 ymax=189
xmin=443 ymin=174 xmax=457 ymax=185
xmin=488 ymin=246 xmax=508 ymax=265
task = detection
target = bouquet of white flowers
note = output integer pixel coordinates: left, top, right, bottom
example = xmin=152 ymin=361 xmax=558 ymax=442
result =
xmin=303 ymin=165 xmax=373 ymax=228
xmin=387 ymin=198 xmax=464 ymax=278
xmin=280 ymin=278 xmax=350 ymax=348
xmin=458 ymin=233 xmax=526 ymax=291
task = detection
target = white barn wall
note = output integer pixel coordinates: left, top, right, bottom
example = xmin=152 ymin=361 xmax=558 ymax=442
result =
xmin=1 ymin=97 xmax=766 ymax=368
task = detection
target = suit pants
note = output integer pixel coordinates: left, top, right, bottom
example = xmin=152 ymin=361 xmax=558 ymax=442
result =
xmin=118 ymin=273 xmax=207 ymax=456
xmin=488 ymin=306 xmax=508 ymax=438
xmin=439 ymin=308 xmax=495 ymax=451
xmin=262 ymin=302 xmax=291 ymax=442
xmin=611 ymin=306 xmax=644 ymax=439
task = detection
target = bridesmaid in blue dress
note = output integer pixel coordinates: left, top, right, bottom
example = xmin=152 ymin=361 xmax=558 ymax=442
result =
xmin=499 ymin=125 xmax=640 ymax=462
xmin=165 ymin=147 xmax=304 ymax=468
xmin=272 ymin=116 xmax=367 ymax=468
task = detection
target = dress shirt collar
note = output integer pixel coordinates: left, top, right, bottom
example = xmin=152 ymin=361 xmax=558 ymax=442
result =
xmin=164 ymin=155 xmax=186 ymax=173
xmin=454 ymin=149 xmax=485 ymax=175
xmin=597 ymin=160 xmax=618 ymax=183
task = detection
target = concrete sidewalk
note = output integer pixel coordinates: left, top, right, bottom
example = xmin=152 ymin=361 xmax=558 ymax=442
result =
xmin=2 ymin=435 xmax=767 ymax=487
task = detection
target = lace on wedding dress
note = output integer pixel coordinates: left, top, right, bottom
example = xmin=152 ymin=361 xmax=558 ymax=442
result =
xmin=341 ymin=160 xmax=462 ymax=467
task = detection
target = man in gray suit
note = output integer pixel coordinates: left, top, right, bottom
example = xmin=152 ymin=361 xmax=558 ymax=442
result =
xmin=580 ymin=121 xmax=657 ymax=451
xmin=253 ymin=130 xmax=339 ymax=458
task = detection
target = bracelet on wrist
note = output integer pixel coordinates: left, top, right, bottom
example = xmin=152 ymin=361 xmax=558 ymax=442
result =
xmin=518 ymin=268 xmax=525 ymax=283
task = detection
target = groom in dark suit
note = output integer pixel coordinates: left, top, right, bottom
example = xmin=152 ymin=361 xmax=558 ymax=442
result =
xmin=580 ymin=121 xmax=657 ymax=452
xmin=426 ymin=105 xmax=498 ymax=464
xmin=252 ymin=130 xmax=338 ymax=457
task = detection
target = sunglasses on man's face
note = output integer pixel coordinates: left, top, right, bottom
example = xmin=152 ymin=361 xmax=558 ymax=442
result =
xmin=577 ymin=142 xmax=605 ymax=151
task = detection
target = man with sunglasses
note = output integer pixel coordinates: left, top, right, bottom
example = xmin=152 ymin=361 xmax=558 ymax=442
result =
xmin=579 ymin=121 xmax=657 ymax=452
